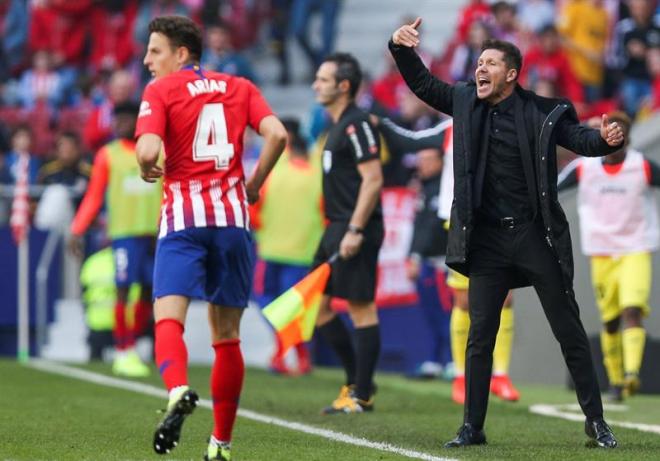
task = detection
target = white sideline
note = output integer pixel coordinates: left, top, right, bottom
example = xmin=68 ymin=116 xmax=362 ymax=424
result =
xmin=27 ymin=360 xmax=456 ymax=461
xmin=530 ymin=403 xmax=660 ymax=435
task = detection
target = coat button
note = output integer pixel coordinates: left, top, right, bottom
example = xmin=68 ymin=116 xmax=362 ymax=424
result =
xmin=547 ymin=227 xmax=551 ymax=231
xmin=462 ymin=226 xmax=467 ymax=230
xmin=542 ymin=192 xmax=546 ymax=196
xmin=549 ymin=121 xmax=553 ymax=125
xmin=541 ymin=156 xmax=545 ymax=161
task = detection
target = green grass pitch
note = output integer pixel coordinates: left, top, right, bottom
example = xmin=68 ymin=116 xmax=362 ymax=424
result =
xmin=1 ymin=359 xmax=659 ymax=460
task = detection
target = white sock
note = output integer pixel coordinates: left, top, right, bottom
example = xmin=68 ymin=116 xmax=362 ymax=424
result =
xmin=168 ymin=385 xmax=189 ymax=407
xmin=210 ymin=435 xmax=230 ymax=450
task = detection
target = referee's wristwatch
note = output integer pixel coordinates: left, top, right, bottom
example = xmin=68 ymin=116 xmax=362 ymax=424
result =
xmin=347 ymin=224 xmax=364 ymax=235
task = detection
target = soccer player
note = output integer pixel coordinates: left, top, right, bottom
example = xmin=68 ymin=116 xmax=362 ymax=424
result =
xmin=70 ymin=102 xmax=160 ymax=378
xmin=558 ymin=111 xmax=660 ymax=401
xmin=135 ymin=16 xmax=287 ymax=460
xmin=312 ymin=53 xmax=384 ymax=414
xmin=250 ymin=118 xmax=324 ymax=375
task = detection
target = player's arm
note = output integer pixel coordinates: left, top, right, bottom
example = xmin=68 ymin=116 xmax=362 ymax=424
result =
xmin=557 ymin=159 xmax=580 ymax=193
xmin=246 ymin=116 xmax=288 ymax=204
xmin=136 ymin=133 xmax=164 ymax=183
xmin=376 ymin=117 xmax=448 ymax=153
xmin=645 ymin=158 xmax=660 ymax=187
xmin=69 ymin=149 xmax=110 ymax=257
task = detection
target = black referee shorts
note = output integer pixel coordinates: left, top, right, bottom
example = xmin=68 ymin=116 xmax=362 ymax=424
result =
xmin=312 ymin=220 xmax=384 ymax=303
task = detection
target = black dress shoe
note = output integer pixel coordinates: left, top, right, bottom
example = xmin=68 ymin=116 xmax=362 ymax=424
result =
xmin=585 ymin=418 xmax=618 ymax=448
xmin=444 ymin=423 xmax=487 ymax=448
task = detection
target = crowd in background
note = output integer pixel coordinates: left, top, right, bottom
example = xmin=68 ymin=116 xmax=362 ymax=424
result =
xmin=0 ymin=0 xmax=659 ymax=195
xmin=0 ymin=0 xmax=657 ymax=211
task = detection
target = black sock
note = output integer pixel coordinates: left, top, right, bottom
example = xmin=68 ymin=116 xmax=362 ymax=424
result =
xmin=318 ymin=316 xmax=356 ymax=385
xmin=354 ymin=324 xmax=380 ymax=401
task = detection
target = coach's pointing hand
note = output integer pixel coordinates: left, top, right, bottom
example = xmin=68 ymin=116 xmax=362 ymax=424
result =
xmin=392 ymin=17 xmax=422 ymax=48
xmin=600 ymin=114 xmax=625 ymax=147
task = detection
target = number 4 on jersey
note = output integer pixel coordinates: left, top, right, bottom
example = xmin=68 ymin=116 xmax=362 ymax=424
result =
xmin=193 ymin=103 xmax=235 ymax=170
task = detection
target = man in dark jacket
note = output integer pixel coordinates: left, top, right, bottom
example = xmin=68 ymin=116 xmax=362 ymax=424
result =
xmin=390 ymin=17 xmax=624 ymax=449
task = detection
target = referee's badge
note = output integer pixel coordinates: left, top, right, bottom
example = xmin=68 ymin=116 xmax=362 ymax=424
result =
xmin=323 ymin=150 xmax=332 ymax=172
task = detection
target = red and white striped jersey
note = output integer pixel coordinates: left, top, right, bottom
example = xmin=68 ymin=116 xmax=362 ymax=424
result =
xmin=136 ymin=67 xmax=273 ymax=237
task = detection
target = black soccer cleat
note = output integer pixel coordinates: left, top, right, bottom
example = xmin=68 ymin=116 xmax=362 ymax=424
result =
xmin=153 ymin=389 xmax=199 ymax=455
xmin=585 ymin=418 xmax=618 ymax=448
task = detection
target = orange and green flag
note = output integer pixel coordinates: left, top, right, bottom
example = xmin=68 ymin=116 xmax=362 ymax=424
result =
xmin=262 ymin=258 xmax=334 ymax=354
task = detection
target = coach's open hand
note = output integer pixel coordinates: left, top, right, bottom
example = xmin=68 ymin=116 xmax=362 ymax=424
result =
xmin=339 ymin=231 xmax=363 ymax=260
xmin=600 ymin=114 xmax=625 ymax=147
xmin=392 ymin=17 xmax=422 ymax=48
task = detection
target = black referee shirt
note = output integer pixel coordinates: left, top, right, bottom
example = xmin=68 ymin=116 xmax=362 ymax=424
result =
xmin=322 ymin=103 xmax=382 ymax=223
xmin=478 ymin=92 xmax=534 ymax=221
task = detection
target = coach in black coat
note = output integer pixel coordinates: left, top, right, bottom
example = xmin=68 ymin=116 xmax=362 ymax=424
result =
xmin=390 ymin=18 xmax=624 ymax=449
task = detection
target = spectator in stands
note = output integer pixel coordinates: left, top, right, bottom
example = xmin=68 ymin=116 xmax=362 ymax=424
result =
xmin=1 ymin=124 xmax=40 ymax=185
xmin=16 ymin=50 xmax=66 ymax=110
xmin=291 ymin=0 xmax=342 ymax=80
xmin=490 ymin=2 xmax=520 ymax=48
xmin=37 ymin=131 xmax=90 ymax=202
xmin=270 ymin=0 xmax=293 ymax=85
xmin=2 ymin=0 xmax=29 ymax=76
xmin=450 ymin=21 xmax=492 ymax=83
xmin=28 ymin=0 xmax=92 ymax=69
xmin=134 ymin=0 xmax=191 ymax=52
xmin=517 ymin=0 xmax=554 ymax=34
xmin=201 ymin=22 xmax=258 ymax=82
xmin=521 ymin=25 xmax=585 ymax=112
xmin=558 ymin=0 xmax=609 ymax=102
xmin=611 ymin=0 xmax=660 ymax=118
xmin=83 ymin=70 xmax=136 ymax=152
xmin=89 ymin=1 xmax=138 ymax=75
xmin=455 ymin=0 xmax=492 ymax=43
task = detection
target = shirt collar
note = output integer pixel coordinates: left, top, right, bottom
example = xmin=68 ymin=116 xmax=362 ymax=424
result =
xmin=491 ymin=91 xmax=517 ymax=113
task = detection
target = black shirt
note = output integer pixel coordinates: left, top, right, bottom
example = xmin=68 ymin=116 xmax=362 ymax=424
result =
xmin=322 ymin=103 xmax=382 ymax=223
xmin=623 ymin=22 xmax=660 ymax=80
xmin=477 ymin=92 xmax=535 ymax=221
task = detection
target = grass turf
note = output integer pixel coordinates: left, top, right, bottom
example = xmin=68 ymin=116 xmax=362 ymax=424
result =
xmin=2 ymin=359 xmax=659 ymax=460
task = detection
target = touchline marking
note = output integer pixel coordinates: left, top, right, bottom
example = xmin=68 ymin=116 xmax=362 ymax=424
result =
xmin=27 ymin=360 xmax=456 ymax=461
xmin=530 ymin=404 xmax=660 ymax=435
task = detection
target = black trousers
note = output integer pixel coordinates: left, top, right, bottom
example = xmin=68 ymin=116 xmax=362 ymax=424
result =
xmin=465 ymin=219 xmax=603 ymax=428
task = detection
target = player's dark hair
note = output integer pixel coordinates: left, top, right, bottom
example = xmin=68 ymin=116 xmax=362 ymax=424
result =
xmin=481 ymin=39 xmax=522 ymax=76
xmin=323 ymin=52 xmax=363 ymax=99
xmin=149 ymin=16 xmax=203 ymax=62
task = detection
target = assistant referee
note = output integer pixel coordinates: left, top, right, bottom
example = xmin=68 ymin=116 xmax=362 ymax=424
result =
xmin=311 ymin=52 xmax=384 ymax=414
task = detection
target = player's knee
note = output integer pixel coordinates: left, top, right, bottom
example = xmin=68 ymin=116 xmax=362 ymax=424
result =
xmin=621 ymin=307 xmax=643 ymax=328
xmin=453 ymin=290 xmax=469 ymax=310
xmin=603 ymin=316 xmax=621 ymax=334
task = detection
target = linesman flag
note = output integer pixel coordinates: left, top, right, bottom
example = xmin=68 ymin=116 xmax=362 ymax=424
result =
xmin=262 ymin=254 xmax=337 ymax=354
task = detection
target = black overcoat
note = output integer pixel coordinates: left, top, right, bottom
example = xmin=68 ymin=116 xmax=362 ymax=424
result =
xmin=389 ymin=41 xmax=620 ymax=289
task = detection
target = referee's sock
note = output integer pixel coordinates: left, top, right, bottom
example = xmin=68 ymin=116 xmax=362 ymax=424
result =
xmin=600 ymin=330 xmax=624 ymax=386
xmin=354 ymin=324 xmax=380 ymax=402
xmin=318 ymin=315 xmax=356 ymax=386
xmin=155 ymin=319 xmax=188 ymax=390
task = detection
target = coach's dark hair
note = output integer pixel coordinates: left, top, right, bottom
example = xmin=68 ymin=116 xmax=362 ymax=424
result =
xmin=323 ymin=52 xmax=363 ymax=99
xmin=481 ymin=39 xmax=522 ymax=77
xmin=149 ymin=16 xmax=203 ymax=62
